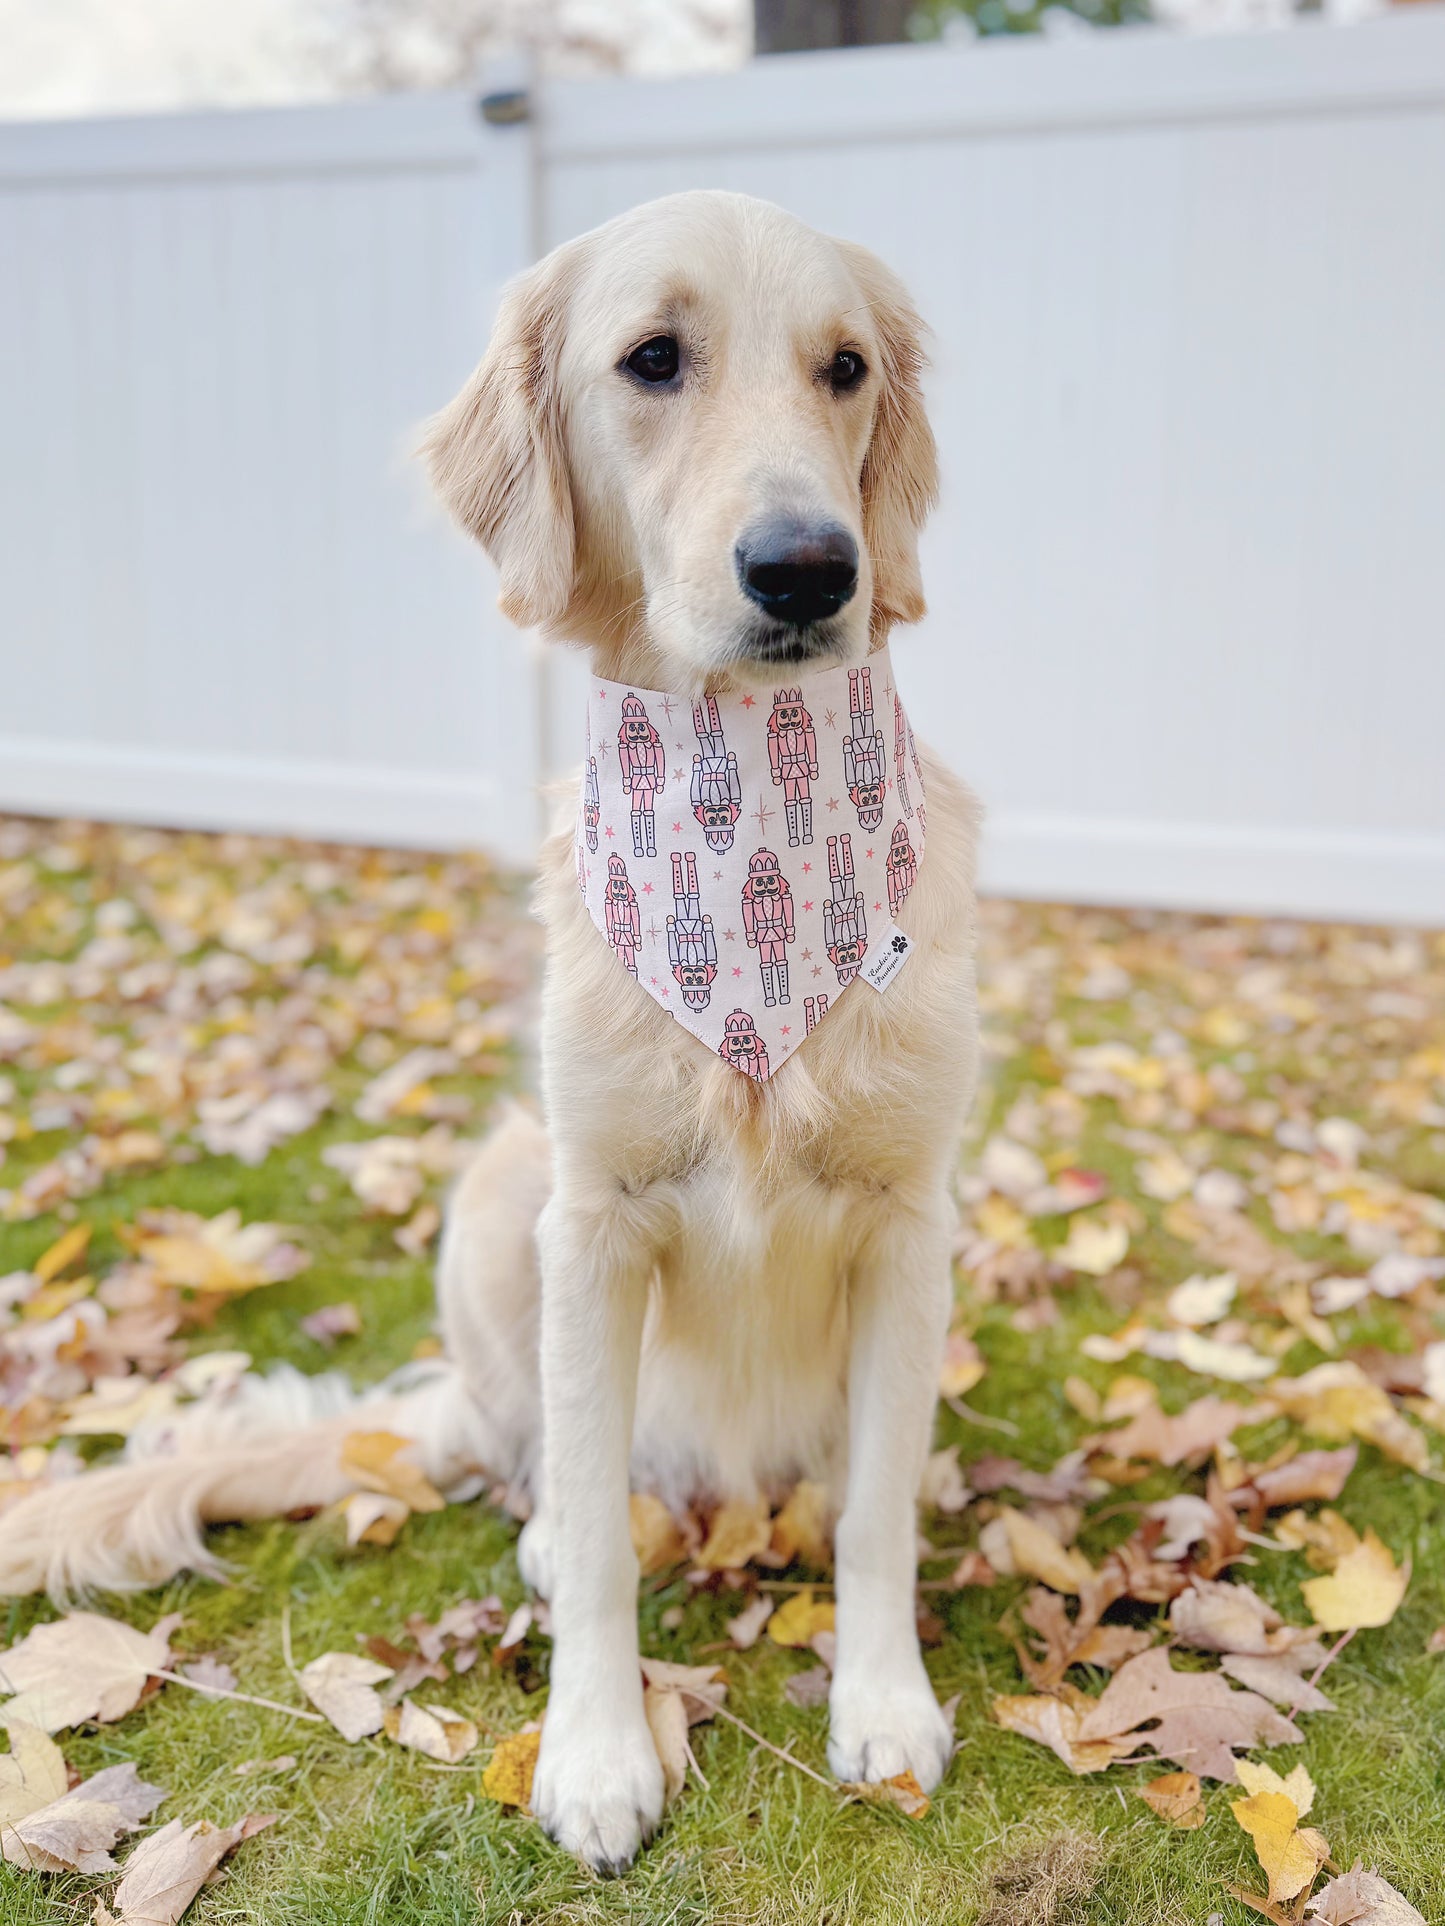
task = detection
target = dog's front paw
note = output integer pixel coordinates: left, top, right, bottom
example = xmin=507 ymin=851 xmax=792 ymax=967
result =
xmin=531 ymin=1708 xmax=665 ymax=1874
xmin=827 ymin=1668 xmax=953 ymax=1791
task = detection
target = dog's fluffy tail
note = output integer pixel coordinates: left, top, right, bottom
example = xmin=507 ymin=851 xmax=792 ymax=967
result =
xmin=0 ymin=1358 xmax=509 ymax=1603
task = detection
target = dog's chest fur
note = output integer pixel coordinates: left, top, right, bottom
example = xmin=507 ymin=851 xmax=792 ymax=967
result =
xmin=535 ymin=742 xmax=982 ymax=1507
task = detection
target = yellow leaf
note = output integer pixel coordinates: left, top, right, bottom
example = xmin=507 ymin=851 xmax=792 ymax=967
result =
xmin=767 ymin=1589 xmax=836 ymax=1649
xmin=1235 ymin=1758 xmax=1315 ymax=1819
xmin=339 ymin=1431 xmax=445 ymax=1514
xmin=845 ymin=1770 xmax=930 ymax=1818
xmin=1137 ymin=1770 xmax=1206 ymax=1829
xmin=1230 ymin=1788 xmax=1330 ymax=1905
xmin=1301 ymin=1529 xmax=1409 ymax=1631
xmin=481 ymin=1728 xmax=541 ymax=1809
xmin=977 ymin=1195 xmax=1031 ymax=1248
xmin=1266 ymin=1363 xmax=1428 ymax=1473
xmin=697 ymin=1497 xmax=771 ymax=1572
xmin=770 ymin=1482 xmax=832 ymax=1567
xmin=630 ymin=1493 xmax=687 ymax=1577
xmin=33 ymin=1223 xmax=91 ymax=1284
xmin=999 ymin=1507 xmax=1095 ymax=1595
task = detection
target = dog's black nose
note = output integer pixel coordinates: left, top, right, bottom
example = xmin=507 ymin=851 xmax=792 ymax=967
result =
xmin=736 ymin=520 xmax=858 ymax=628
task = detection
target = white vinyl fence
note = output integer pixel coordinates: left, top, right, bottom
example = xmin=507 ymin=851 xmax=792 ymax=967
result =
xmin=2 ymin=14 xmax=1443 ymax=917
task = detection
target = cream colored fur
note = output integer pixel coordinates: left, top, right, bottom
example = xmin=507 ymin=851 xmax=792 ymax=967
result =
xmin=0 ymin=193 xmax=980 ymax=1878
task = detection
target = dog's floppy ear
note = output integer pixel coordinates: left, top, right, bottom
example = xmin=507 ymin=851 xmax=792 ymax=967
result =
xmin=422 ymin=249 xmax=579 ymax=631
xmin=835 ymin=241 xmax=939 ymax=641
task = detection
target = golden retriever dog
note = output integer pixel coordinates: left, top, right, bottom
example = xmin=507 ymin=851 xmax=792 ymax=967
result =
xmin=0 ymin=191 xmax=980 ymax=1875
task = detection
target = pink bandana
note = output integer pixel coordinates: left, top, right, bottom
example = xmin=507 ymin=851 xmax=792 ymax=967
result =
xmin=576 ymin=650 xmax=926 ymax=1079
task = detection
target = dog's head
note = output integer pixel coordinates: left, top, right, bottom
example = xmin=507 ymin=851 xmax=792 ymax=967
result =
xmin=423 ymin=191 xmax=937 ymax=682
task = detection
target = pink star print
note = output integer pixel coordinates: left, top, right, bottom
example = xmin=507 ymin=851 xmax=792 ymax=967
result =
xmin=642 ymin=882 xmax=654 ymax=894
xmin=672 ymin=821 xmax=682 ymax=833
xmin=604 ymin=825 xmax=615 ymax=839
xmin=780 ymin=1025 xmax=791 ymax=1036
xmin=732 ymin=965 xmax=743 ymax=977
xmin=801 ymin=862 xmax=812 ymax=873
xmin=740 ymin=693 xmax=756 ymax=708
xmin=803 ymin=900 xmax=814 ymax=913
xmin=873 ymin=900 xmax=883 ymax=911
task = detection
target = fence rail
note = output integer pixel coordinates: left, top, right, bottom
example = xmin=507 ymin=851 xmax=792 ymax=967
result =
xmin=3 ymin=14 xmax=1443 ymax=918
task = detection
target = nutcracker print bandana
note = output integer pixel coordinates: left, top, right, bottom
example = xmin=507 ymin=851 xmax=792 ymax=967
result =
xmin=575 ymin=648 xmax=926 ymax=1080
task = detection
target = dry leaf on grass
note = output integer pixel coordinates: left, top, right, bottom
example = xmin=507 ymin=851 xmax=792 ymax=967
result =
xmin=725 ymin=1595 xmax=774 ymax=1651
xmin=118 ymin=1210 xmax=307 ymax=1296
xmin=382 ymin=1698 xmax=477 ymax=1763
xmin=939 ymin=1329 xmax=986 ymax=1397
xmin=1231 ymin=1763 xmax=1329 ymax=1907
xmin=1013 ymin=1588 xmax=1152 ymax=1691
xmin=640 ymin=1658 xmax=727 ymax=1804
xmin=629 ymin=1493 xmax=689 ymax=1576
xmin=95 ymin=1811 xmax=277 ymax=1925
xmin=1136 ymin=1769 xmax=1206 ymax=1829
xmin=1058 ymin=1217 xmax=1129 ymax=1277
xmin=1265 ymin=1364 xmax=1429 ymax=1473
xmin=339 ymin=1431 xmax=445 ymax=1514
xmin=766 ymin=1590 xmax=836 ymax=1649
xmin=297 ymin=1653 xmax=393 ymax=1743
xmin=0 ymin=1611 xmax=179 ymax=1733
xmin=1232 ymin=1447 xmax=1358 ymax=1514
xmin=1168 ymin=1578 xmax=1314 ymax=1658
xmin=1306 ymin=1863 xmax=1427 ymax=1925
xmin=696 ymin=1497 xmax=771 ymax=1571
xmin=1076 ymin=1648 xmax=1301 ymax=1781
xmin=480 ymin=1727 xmax=541 ymax=1809
xmin=992 ymin=1684 xmax=1131 ymax=1775
xmin=770 ymin=1481 xmax=832 ymax=1566
xmin=0 ymin=1721 xmax=67 ymax=1835
xmin=842 ymin=1770 xmax=930 ymax=1818
xmin=2 ymin=1761 xmax=165 ymax=1873
xmin=343 ymin=1492 xmax=411 ymax=1548
xmin=1220 ymin=1652 xmax=1334 ymax=1712
xmin=995 ymin=1507 xmax=1095 ymax=1595
xmin=1086 ymin=1396 xmax=1265 ymax=1468
xmin=1301 ymin=1530 xmax=1409 ymax=1632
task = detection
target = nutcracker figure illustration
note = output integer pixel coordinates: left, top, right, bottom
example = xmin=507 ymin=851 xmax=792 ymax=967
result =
xmin=603 ymin=854 xmax=640 ymax=979
xmin=804 ymin=992 xmax=829 ymax=1036
xmin=823 ymin=833 xmax=868 ymax=987
xmin=689 ymin=696 xmax=741 ymax=853
xmin=886 ymin=819 xmax=918 ymax=918
xmin=618 ymin=693 xmax=664 ymax=859
xmin=766 ymin=688 xmax=818 ymax=847
xmin=843 ymin=666 xmax=886 ymax=831
xmin=739 ymin=847 xmax=796 ymax=1008
xmin=894 ymin=699 xmax=915 ymax=819
xmin=718 ymin=1007 xmax=769 ymax=1081
xmin=583 ymin=756 xmax=600 ymax=854
xmin=666 ymin=850 xmax=717 ymax=1012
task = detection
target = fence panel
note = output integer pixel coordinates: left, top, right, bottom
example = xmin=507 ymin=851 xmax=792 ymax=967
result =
xmin=0 ymin=91 xmax=537 ymax=858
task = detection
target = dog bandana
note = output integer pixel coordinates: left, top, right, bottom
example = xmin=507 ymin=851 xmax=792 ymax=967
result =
xmin=576 ymin=649 xmax=926 ymax=1080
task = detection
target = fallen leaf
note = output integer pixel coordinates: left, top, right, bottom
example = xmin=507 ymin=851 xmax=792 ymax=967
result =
xmin=480 ymin=1727 xmax=541 ymax=1809
xmin=343 ymin=1491 xmax=411 ymax=1547
xmin=0 ymin=1611 xmax=179 ymax=1733
xmin=338 ymin=1431 xmax=445 ymax=1514
xmin=1076 ymin=1647 xmax=1301 ymax=1780
xmin=101 ymin=1811 xmax=276 ymax=1924
xmin=382 ymin=1698 xmax=477 ymax=1763
xmin=1301 ymin=1530 xmax=1409 ymax=1631
xmin=843 ymin=1770 xmax=930 ymax=1818
xmin=992 ymin=1685 xmax=1130 ymax=1774
xmin=939 ymin=1329 xmax=985 ymax=1398
xmin=1306 ymin=1862 xmax=1427 ymax=1925
xmin=1231 ymin=1784 xmax=1330 ymax=1906
xmin=770 ymin=1481 xmax=832 ymax=1566
xmin=34 ymin=1223 xmax=92 ymax=1284
xmin=725 ymin=1596 xmax=774 ymax=1651
xmin=996 ymin=1507 xmax=1095 ymax=1595
xmin=1058 ymin=1217 xmax=1129 ymax=1277
xmin=1086 ymin=1396 xmax=1264 ymax=1468
xmin=1 ymin=1761 xmax=165 ymax=1873
xmin=0 ymin=1721 xmax=68 ymax=1836
xmin=1220 ymin=1653 xmax=1334 ymax=1712
xmin=299 ymin=1303 xmax=360 ymax=1346
xmin=629 ymin=1493 xmax=688 ymax=1576
xmin=297 ymin=1652 xmax=392 ymax=1742
xmin=697 ymin=1497 xmax=771 ymax=1571
xmin=1265 ymin=1364 xmax=1429 ymax=1473
xmin=766 ymin=1590 xmax=836 ymax=1648
xmin=1137 ymin=1769 xmax=1206 ymax=1829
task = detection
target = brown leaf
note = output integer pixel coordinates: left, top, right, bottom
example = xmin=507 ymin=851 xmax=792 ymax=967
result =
xmin=992 ymin=1684 xmax=1131 ymax=1774
xmin=102 ymin=1811 xmax=276 ymax=1924
xmin=1136 ymin=1770 xmax=1206 ymax=1829
xmin=1307 ymin=1862 xmax=1427 ymax=1925
xmin=1076 ymin=1647 xmax=1301 ymax=1780
xmin=1086 ymin=1396 xmax=1265 ymax=1468
xmin=843 ymin=1770 xmax=931 ymax=1818
xmin=2 ymin=1762 xmax=166 ymax=1874
xmin=382 ymin=1698 xmax=478 ymax=1763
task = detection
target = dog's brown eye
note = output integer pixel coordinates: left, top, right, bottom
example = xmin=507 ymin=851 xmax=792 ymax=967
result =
xmin=829 ymin=349 xmax=867 ymax=392
xmin=624 ymin=336 xmax=680 ymax=385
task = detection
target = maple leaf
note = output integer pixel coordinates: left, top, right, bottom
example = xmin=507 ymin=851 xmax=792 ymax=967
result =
xmin=1076 ymin=1648 xmax=1301 ymax=1780
xmin=1085 ymin=1395 xmax=1265 ymax=1468
xmin=1306 ymin=1863 xmax=1427 ymax=1925
xmin=0 ymin=1611 xmax=180 ymax=1733
xmin=1013 ymin=1587 xmax=1152 ymax=1691
xmin=992 ymin=1684 xmax=1130 ymax=1774
xmin=119 ymin=1210 xmax=307 ymax=1296
xmin=1137 ymin=1769 xmax=1206 ymax=1829
xmin=97 ymin=1811 xmax=277 ymax=1924
xmin=297 ymin=1653 xmax=392 ymax=1742
xmin=1168 ymin=1578 xmax=1315 ymax=1658
xmin=1265 ymin=1364 xmax=1428 ymax=1473
xmin=1 ymin=1760 xmax=165 ymax=1873
xmin=0 ymin=1721 xmax=68 ymax=1842
xmin=1300 ymin=1530 xmax=1409 ymax=1631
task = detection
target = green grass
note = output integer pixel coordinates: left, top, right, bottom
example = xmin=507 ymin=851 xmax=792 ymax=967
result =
xmin=2 ymin=850 xmax=1443 ymax=1925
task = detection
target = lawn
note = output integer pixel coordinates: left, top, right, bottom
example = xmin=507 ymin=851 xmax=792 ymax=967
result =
xmin=1 ymin=816 xmax=1442 ymax=1926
